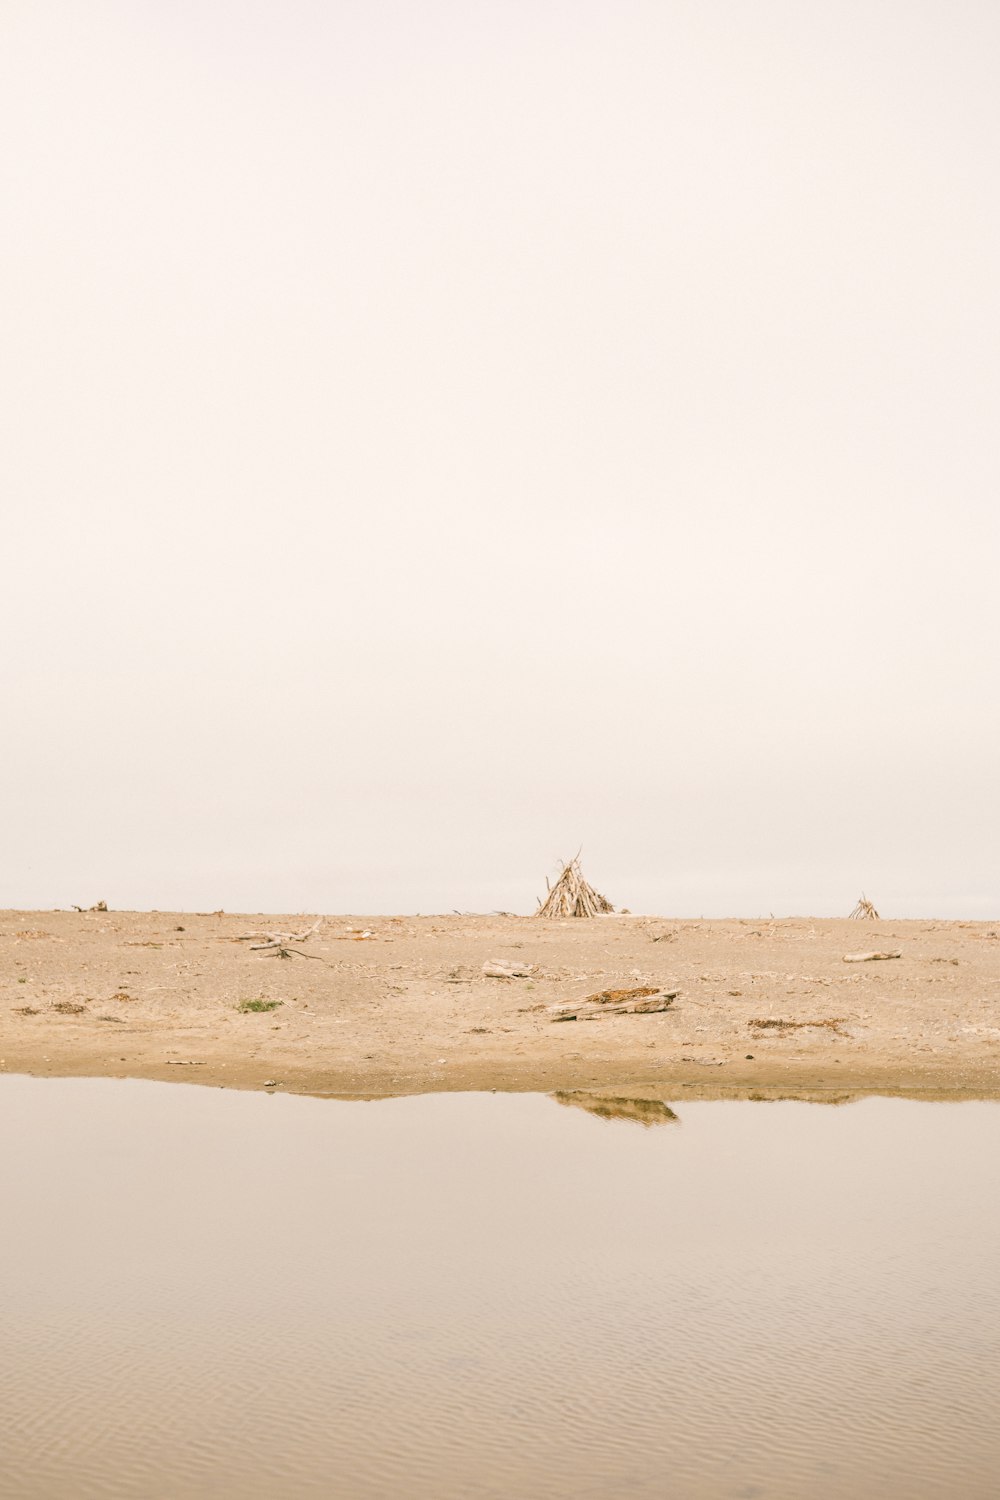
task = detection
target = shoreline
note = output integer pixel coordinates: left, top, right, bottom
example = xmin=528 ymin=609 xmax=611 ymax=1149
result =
xmin=3 ymin=910 xmax=999 ymax=1101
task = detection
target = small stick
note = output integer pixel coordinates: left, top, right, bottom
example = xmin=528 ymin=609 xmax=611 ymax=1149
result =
xmin=843 ymin=950 xmax=901 ymax=963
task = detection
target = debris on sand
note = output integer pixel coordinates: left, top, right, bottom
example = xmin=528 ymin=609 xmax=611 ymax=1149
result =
xmin=548 ymin=985 xmax=678 ymax=1022
xmin=843 ymin=950 xmax=901 ymax=963
xmin=72 ymin=900 xmax=108 ymax=913
xmin=749 ymin=1017 xmax=847 ymax=1034
xmin=585 ymin=985 xmax=661 ymax=1005
xmin=536 ymin=856 xmax=614 ymax=919
xmin=552 ymin=1093 xmax=679 ymax=1126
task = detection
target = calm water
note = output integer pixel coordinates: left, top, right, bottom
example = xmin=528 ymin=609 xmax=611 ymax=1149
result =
xmin=1 ymin=1079 xmax=999 ymax=1499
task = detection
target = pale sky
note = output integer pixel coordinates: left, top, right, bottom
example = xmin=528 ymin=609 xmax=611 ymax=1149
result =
xmin=3 ymin=0 xmax=998 ymax=917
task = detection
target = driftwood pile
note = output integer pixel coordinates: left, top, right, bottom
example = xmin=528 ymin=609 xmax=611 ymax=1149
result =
xmin=536 ymin=856 xmax=614 ymax=919
xmin=849 ymin=894 xmax=879 ymax=919
xmin=549 ymin=985 xmax=678 ymax=1022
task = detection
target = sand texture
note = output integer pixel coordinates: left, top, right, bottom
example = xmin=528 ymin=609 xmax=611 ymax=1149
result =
xmin=2 ymin=911 xmax=999 ymax=1101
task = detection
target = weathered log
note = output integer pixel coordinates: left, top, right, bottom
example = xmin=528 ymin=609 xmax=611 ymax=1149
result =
xmin=549 ymin=989 xmax=678 ymax=1022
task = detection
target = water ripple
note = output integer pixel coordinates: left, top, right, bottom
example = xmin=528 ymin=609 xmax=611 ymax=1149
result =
xmin=1 ymin=1081 xmax=998 ymax=1498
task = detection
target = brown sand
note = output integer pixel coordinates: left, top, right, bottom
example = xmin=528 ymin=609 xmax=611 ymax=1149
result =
xmin=2 ymin=910 xmax=999 ymax=1101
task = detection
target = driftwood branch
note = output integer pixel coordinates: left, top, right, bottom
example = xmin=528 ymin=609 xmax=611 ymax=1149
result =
xmin=236 ymin=918 xmax=324 ymax=959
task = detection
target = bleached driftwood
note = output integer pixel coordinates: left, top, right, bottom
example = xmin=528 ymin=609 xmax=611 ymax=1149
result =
xmin=482 ymin=960 xmax=535 ymax=979
xmin=849 ymin=894 xmax=880 ymax=919
xmin=842 ymin=950 xmax=901 ymax=963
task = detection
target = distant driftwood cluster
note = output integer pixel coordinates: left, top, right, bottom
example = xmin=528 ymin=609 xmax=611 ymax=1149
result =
xmin=534 ymin=861 xmax=883 ymax=922
xmin=536 ymin=856 xmax=614 ymax=919
xmin=68 ymin=873 xmax=885 ymax=927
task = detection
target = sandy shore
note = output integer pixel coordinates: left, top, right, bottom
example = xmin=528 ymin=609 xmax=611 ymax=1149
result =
xmin=2 ymin=910 xmax=999 ymax=1102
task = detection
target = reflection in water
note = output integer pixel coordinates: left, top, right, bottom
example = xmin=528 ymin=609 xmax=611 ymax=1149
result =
xmin=1 ymin=1078 xmax=999 ymax=1500
xmin=551 ymin=1091 xmax=679 ymax=1126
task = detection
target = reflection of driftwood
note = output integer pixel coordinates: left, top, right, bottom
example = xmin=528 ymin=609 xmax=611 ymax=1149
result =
xmin=72 ymin=900 xmax=107 ymax=912
xmin=549 ymin=985 xmax=678 ymax=1022
xmin=536 ymin=856 xmax=614 ymax=919
xmin=849 ymin=894 xmax=879 ymax=919
xmin=235 ymin=918 xmax=325 ymax=960
xmin=843 ymin=950 xmax=901 ymax=963
xmin=553 ymin=1093 xmax=679 ymax=1126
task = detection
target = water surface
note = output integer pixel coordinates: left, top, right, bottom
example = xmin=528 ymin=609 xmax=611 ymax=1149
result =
xmin=2 ymin=1078 xmax=999 ymax=1498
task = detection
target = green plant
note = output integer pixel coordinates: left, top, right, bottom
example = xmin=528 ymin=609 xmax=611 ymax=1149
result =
xmin=236 ymin=998 xmax=283 ymax=1014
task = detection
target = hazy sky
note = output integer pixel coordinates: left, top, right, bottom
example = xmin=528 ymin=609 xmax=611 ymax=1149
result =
xmin=3 ymin=1 xmax=998 ymax=917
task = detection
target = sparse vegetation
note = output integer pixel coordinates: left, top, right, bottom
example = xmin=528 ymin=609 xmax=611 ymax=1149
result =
xmin=236 ymin=998 xmax=283 ymax=1014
